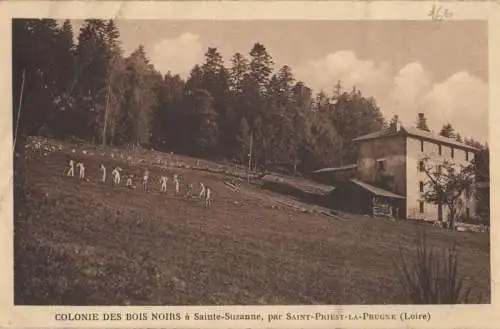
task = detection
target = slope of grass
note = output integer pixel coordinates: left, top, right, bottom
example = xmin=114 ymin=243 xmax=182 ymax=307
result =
xmin=14 ymin=145 xmax=490 ymax=305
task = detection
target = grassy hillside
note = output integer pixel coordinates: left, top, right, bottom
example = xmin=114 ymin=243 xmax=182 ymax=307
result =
xmin=14 ymin=141 xmax=490 ymax=305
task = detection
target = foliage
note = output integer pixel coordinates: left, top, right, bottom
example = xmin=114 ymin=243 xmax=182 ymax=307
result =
xmin=12 ymin=19 xmax=489 ymax=182
xmin=439 ymin=123 xmax=456 ymax=139
xmin=421 ymin=158 xmax=475 ymax=229
xmin=393 ymin=230 xmax=472 ymax=304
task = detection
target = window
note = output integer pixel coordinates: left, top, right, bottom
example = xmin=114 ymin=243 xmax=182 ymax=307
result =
xmin=420 ymin=140 xmax=424 ymax=152
xmin=451 ymin=147 xmax=454 ymax=158
xmin=377 ymin=159 xmax=386 ymax=171
xmin=418 ymin=160 xmax=425 ymax=172
xmin=419 ymin=181 xmax=424 ymax=192
xmin=438 ymin=145 xmax=442 ymax=156
xmin=437 ymin=165 xmax=442 ymax=174
xmin=466 ymin=151 xmax=469 ymax=161
xmin=466 ymin=207 xmax=470 ymax=219
xmin=419 ymin=201 xmax=424 ymax=213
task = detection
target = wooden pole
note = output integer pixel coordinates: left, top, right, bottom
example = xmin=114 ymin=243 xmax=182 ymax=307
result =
xmin=13 ymin=69 xmax=26 ymax=151
xmin=102 ymin=73 xmax=112 ymax=147
xmin=247 ymin=130 xmax=253 ymax=182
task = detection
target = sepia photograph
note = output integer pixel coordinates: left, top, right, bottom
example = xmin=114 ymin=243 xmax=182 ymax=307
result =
xmin=11 ymin=17 xmax=490 ymax=307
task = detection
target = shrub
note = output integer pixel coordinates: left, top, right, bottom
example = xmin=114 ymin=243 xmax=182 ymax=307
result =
xmin=392 ymin=230 xmax=472 ymax=304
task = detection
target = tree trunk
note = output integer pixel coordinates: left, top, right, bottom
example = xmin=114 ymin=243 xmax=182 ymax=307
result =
xmin=448 ymin=205 xmax=456 ymax=230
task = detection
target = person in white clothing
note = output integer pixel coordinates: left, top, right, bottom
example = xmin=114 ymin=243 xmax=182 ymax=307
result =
xmin=160 ymin=175 xmax=168 ymax=193
xmin=125 ymin=175 xmax=134 ymax=188
xmin=66 ymin=159 xmax=75 ymax=177
xmin=142 ymin=169 xmax=150 ymax=191
xmin=199 ymin=182 xmax=206 ymax=199
xmin=76 ymin=162 xmax=85 ymax=180
xmin=205 ymin=187 xmax=212 ymax=208
xmin=99 ymin=164 xmax=106 ymax=183
xmin=173 ymin=174 xmax=180 ymax=193
xmin=112 ymin=167 xmax=121 ymax=185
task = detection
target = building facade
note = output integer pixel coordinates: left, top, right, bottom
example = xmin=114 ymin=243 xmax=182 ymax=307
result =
xmin=352 ymin=122 xmax=478 ymax=222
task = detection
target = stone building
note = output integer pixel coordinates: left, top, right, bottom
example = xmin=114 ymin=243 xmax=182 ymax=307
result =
xmin=312 ymin=117 xmax=478 ymax=221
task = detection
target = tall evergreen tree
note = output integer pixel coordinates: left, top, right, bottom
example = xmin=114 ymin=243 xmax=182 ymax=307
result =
xmin=117 ymin=46 xmax=159 ymax=146
xmin=188 ymin=89 xmax=219 ymax=154
xmin=100 ymin=19 xmax=126 ymax=146
xmin=229 ymin=52 xmax=249 ymax=94
xmin=47 ymin=19 xmax=77 ymax=138
xmin=151 ymin=72 xmax=186 ymax=151
xmin=199 ymin=47 xmax=230 ymax=154
xmin=13 ymin=19 xmax=66 ymax=138
xmin=331 ymin=87 xmax=385 ymax=164
xmin=74 ymin=19 xmax=109 ymax=141
xmin=248 ymin=43 xmax=274 ymax=94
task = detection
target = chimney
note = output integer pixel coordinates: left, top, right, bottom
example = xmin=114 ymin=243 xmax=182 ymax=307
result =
xmin=392 ymin=115 xmax=401 ymax=132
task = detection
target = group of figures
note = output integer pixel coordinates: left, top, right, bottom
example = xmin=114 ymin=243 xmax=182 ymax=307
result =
xmin=65 ymin=159 xmax=213 ymax=208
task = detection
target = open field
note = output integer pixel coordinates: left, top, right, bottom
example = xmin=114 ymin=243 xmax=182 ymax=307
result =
xmin=14 ymin=141 xmax=490 ymax=305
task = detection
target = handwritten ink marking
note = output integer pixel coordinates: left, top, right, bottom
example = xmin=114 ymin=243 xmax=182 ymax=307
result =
xmin=428 ymin=5 xmax=453 ymax=21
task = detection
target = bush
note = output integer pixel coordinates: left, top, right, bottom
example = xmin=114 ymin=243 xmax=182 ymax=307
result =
xmin=392 ymin=230 xmax=472 ymax=304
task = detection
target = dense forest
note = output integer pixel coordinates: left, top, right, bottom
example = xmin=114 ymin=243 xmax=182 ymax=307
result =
xmin=12 ymin=19 xmax=489 ymax=177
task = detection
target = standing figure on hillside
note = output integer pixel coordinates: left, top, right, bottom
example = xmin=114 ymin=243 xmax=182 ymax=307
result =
xmin=142 ymin=169 xmax=150 ymax=192
xmin=76 ymin=162 xmax=85 ymax=180
xmin=160 ymin=175 xmax=168 ymax=193
xmin=205 ymin=186 xmax=212 ymax=208
xmin=173 ymin=174 xmax=180 ymax=194
xmin=66 ymin=159 xmax=75 ymax=177
xmin=199 ymin=182 xmax=206 ymax=199
xmin=112 ymin=167 xmax=121 ymax=185
xmin=99 ymin=163 xmax=106 ymax=183
xmin=125 ymin=174 xmax=134 ymax=188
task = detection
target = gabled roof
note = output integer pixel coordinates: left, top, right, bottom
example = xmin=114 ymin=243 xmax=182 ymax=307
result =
xmin=353 ymin=126 xmax=480 ymax=152
xmin=350 ymin=179 xmax=406 ymax=199
xmin=311 ymin=164 xmax=358 ymax=174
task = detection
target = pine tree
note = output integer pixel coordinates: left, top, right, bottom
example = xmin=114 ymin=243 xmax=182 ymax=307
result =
xmin=151 ymin=73 xmax=186 ymax=151
xmin=100 ymin=19 xmax=125 ymax=146
xmin=48 ymin=19 xmax=76 ymax=138
xmin=248 ymin=43 xmax=274 ymax=94
xmin=74 ymin=19 xmax=109 ymax=141
xmin=12 ymin=19 xmax=64 ymax=137
xmin=199 ymin=47 xmax=230 ymax=154
xmin=186 ymin=65 xmax=204 ymax=93
xmin=188 ymin=89 xmax=219 ymax=154
xmin=117 ymin=45 xmax=159 ymax=146
xmin=229 ymin=52 xmax=249 ymax=94
xmin=439 ymin=123 xmax=456 ymax=138
xmin=332 ymin=87 xmax=385 ymax=164
xmin=235 ymin=117 xmax=251 ymax=162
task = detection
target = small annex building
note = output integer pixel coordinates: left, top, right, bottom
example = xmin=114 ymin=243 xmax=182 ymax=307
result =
xmin=327 ymin=178 xmax=405 ymax=218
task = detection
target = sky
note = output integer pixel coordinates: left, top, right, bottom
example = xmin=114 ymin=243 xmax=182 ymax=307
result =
xmin=71 ymin=20 xmax=489 ymax=143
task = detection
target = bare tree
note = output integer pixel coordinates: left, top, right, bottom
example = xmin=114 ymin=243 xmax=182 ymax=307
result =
xmin=421 ymin=157 xmax=474 ymax=229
